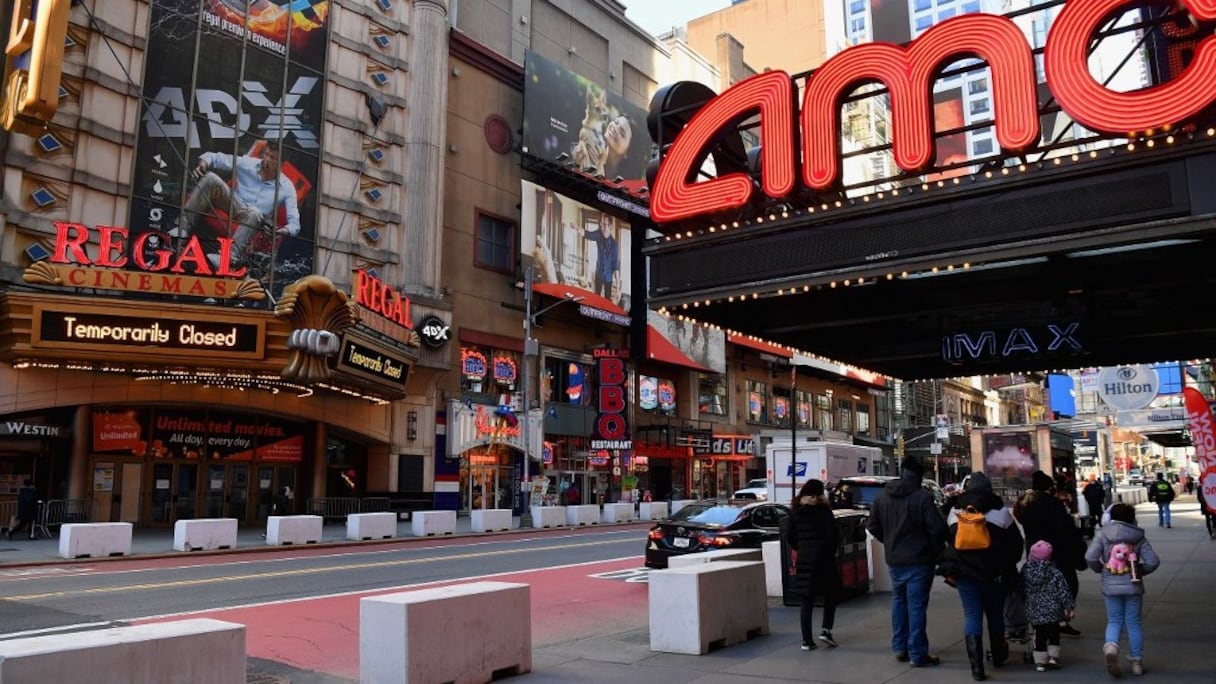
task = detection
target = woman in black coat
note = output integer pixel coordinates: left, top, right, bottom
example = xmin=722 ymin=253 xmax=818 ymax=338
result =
xmin=785 ymin=478 xmax=842 ymax=650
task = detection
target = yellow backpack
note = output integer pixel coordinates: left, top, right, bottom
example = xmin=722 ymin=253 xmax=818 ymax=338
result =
xmin=955 ymin=505 xmax=992 ymax=550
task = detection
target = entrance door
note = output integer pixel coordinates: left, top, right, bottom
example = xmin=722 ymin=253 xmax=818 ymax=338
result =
xmin=148 ymin=462 xmax=199 ymax=525
xmin=203 ymin=464 xmax=251 ymax=522
xmin=467 ymin=467 xmax=512 ymax=511
xmin=120 ymin=463 xmax=141 ymax=523
xmin=255 ymin=465 xmax=297 ymax=521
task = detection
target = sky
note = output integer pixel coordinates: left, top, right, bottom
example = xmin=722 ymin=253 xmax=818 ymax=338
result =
xmin=621 ymin=0 xmax=733 ymax=36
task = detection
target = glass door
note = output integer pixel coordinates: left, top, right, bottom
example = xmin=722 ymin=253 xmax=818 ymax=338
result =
xmin=148 ymin=462 xmax=199 ymax=525
xmin=255 ymin=465 xmax=297 ymax=521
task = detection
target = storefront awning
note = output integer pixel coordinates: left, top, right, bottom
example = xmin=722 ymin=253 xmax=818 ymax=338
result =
xmin=646 ymin=326 xmax=712 ymax=372
xmin=727 ymin=333 xmax=793 ymax=359
xmin=530 ymin=282 xmax=630 ymax=326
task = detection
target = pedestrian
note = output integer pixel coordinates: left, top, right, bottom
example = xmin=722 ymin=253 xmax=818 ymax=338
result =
xmin=1022 ymin=541 xmax=1075 ymax=672
xmin=1085 ymin=502 xmax=1160 ymax=677
xmin=936 ymin=472 xmax=1023 ymax=681
xmin=1014 ymin=470 xmax=1085 ymax=637
xmin=1184 ymin=475 xmax=1195 ymax=496
xmin=867 ymin=457 xmax=948 ymax=667
xmin=7 ymin=479 xmax=37 ymax=541
xmin=1201 ymin=493 xmax=1216 ymax=540
xmin=565 ymin=481 xmax=581 ymax=506
xmin=940 ymin=483 xmax=961 ymax=518
xmin=1149 ymin=472 xmax=1175 ymax=528
xmin=830 ymin=482 xmax=855 ymax=509
xmin=785 ymin=479 xmax=842 ymax=651
xmin=1083 ymin=476 xmax=1105 ymax=526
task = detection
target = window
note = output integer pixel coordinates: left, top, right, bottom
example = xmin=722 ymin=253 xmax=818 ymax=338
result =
xmin=474 ymin=210 xmax=515 ymax=273
xmin=915 ymin=15 xmax=933 ymax=31
xmin=461 ymin=345 xmax=520 ymax=397
xmin=816 ymin=393 xmax=834 ymax=431
xmin=972 ymin=137 xmax=994 ymax=155
xmin=856 ymin=404 xmax=871 ymax=436
xmin=969 ymin=97 xmax=990 ymax=115
xmin=850 ymin=17 xmax=866 ymax=33
xmin=772 ymin=386 xmax=793 ymax=428
xmin=968 ymin=76 xmax=989 ymax=95
xmin=795 ymin=389 xmax=812 ymax=428
xmin=850 ymin=0 xmax=866 ymax=13
xmin=914 ymin=0 xmax=932 ymax=10
xmin=938 ymin=7 xmax=956 ymax=20
xmin=543 ymin=356 xmax=593 ymax=406
xmin=874 ymin=393 xmax=892 ymax=439
xmin=746 ymin=380 xmax=770 ymax=424
xmin=698 ymin=373 xmax=727 ymax=416
xmin=962 ymin=0 xmax=981 ymax=13
xmin=838 ymin=399 xmax=853 ymax=433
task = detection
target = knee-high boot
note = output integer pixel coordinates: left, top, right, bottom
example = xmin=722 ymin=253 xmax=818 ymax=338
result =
xmin=965 ymin=634 xmax=987 ymax=681
xmin=989 ymin=632 xmax=1009 ymax=667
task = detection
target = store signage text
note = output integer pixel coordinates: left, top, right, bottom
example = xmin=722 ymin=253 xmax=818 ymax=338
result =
xmin=0 ymin=421 xmax=67 ymax=438
xmin=335 ymin=337 xmax=409 ymax=388
xmin=354 ymin=269 xmax=412 ymax=330
xmin=35 ymin=309 xmax=263 ymax=357
xmin=592 ymin=348 xmax=632 ymax=450
xmin=417 ymin=314 xmax=451 ymax=349
xmin=1097 ymin=364 xmax=1160 ymax=411
xmin=49 ymin=222 xmax=248 ymax=278
xmin=941 ymin=322 xmax=1081 ymax=362
xmin=650 ymin=0 xmax=1216 ymax=223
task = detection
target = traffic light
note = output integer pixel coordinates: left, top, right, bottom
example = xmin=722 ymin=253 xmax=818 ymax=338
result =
xmin=2 ymin=0 xmax=74 ymax=134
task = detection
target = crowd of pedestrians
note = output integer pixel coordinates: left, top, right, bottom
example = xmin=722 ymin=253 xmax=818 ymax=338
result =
xmin=797 ymin=457 xmax=1175 ymax=680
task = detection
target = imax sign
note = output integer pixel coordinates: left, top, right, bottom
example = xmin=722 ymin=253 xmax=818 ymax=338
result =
xmin=941 ymin=322 xmax=1081 ymax=362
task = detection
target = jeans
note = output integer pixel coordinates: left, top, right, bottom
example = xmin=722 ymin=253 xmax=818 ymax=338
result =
xmin=956 ymin=577 xmax=1006 ymax=640
xmin=889 ymin=563 xmax=934 ymax=662
xmin=1157 ymin=502 xmax=1172 ymax=527
xmin=800 ymin=590 xmax=837 ymax=643
xmin=1104 ymin=594 xmax=1144 ymax=660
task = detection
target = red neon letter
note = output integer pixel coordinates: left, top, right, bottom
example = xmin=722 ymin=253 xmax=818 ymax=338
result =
xmin=1046 ymin=0 xmax=1216 ymax=134
xmin=803 ymin=13 xmax=1037 ymax=189
xmin=94 ymin=226 xmax=128 ymax=268
xmin=51 ymin=221 xmax=90 ymax=264
xmin=599 ymin=357 xmax=626 ymax=385
xmin=651 ymin=70 xmax=797 ymax=223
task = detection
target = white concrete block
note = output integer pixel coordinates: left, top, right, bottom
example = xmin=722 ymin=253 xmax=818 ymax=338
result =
xmin=58 ymin=523 xmax=132 ymax=559
xmin=762 ymin=541 xmax=784 ymax=597
xmin=648 ymin=560 xmax=768 ymax=655
xmin=266 ymin=515 xmax=322 ymax=545
xmin=670 ymin=499 xmax=697 ymax=515
xmin=347 ymin=512 xmax=398 ymax=541
xmin=530 ymin=506 xmax=566 ymax=528
xmin=667 ymin=547 xmax=763 ymax=568
xmin=639 ymin=501 xmax=669 ymax=520
xmin=565 ymin=504 xmax=600 ymax=526
xmin=410 ymin=510 xmax=456 ymax=537
xmin=472 ymin=508 xmax=512 ymax=533
xmin=0 ymin=618 xmax=244 ymax=684
xmin=601 ymin=502 xmax=635 ymax=523
xmin=172 ymin=518 xmax=237 ymax=552
xmin=360 ymin=581 xmax=531 ymax=684
xmin=867 ymin=530 xmax=892 ymax=592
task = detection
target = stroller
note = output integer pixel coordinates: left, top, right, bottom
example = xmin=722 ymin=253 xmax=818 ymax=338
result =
xmin=1001 ymin=571 xmax=1035 ymax=664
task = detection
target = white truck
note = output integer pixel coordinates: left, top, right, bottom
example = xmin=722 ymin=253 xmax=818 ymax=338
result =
xmin=764 ymin=440 xmax=880 ymax=503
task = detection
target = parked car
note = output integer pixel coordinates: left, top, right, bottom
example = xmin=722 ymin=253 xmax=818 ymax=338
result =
xmin=836 ymin=475 xmax=945 ymax=511
xmin=732 ymin=478 xmax=770 ymax=501
xmin=644 ymin=500 xmax=790 ymax=569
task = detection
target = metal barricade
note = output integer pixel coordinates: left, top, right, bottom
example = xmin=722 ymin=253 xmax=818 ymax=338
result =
xmin=305 ymin=497 xmax=362 ymax=523
xmin=34 ymin=499 xmax=90 ymax=539
xmin=0 ymin=500 xmax=16 ymax=533
xmin=360 ymin=497 xmax=391 ymax=513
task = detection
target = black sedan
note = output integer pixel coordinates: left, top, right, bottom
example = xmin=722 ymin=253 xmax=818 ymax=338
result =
xmin=644 ymin=500 xmax=790 ymax=569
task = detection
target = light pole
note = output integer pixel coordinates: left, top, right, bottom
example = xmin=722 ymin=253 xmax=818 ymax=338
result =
xmin=520 ymin=265 xmax=583 ymax=528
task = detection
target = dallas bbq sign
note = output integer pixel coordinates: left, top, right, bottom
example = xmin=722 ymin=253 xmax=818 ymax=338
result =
xmin=650 ymin=0 xmax=1216 ymax=224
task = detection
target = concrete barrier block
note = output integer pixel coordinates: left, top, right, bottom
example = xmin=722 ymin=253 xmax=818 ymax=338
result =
xmin=530 ymin=506 xmax=566 ymax=528
xmin=867 ymin=531 xmax=892 ymax=592
xmin=410 ymin=510 xmax=456 ymax=537
xmin=347 ymin=512 xmax=397 ymax=541
xmin=762 ymin=541 xmax=783 ymax=597
xmin=601 ymin=502 xmax=635 ymax=523
xmin=360 ymin=581 xmax=531 ymax=684
xmin=472 ymin=508 xmax=512 ymax=533
xmin=58 ymin=523 xmax=132 ymax=559
xmin=670 ymin=499 xmax=697 ymax=515
xmin=565 ymin=504 xmax=600 ymax=526
xmin=172 ymin=518 xmax=237 ymax=552
xmin=0 ymin=618 xmax=244 ymax=684
xmin=639 ymin=502 xmax=669 ymax=520
xmin=666 ymin=548 xmax=763 ymax=568
xmin=648 ymin=560 xmax=768 ymax=655
xmin=266 ymin=515 xmax=322 ymax=545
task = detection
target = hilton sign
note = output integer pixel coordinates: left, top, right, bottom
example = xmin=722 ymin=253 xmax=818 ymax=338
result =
xmin=649 ymin=0 xmax=1216 ymax=224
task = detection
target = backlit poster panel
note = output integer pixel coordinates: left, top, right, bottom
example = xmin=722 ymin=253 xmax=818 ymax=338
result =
xmin=130 ymin=0 xmax=329 ymax=305
xmin=983 ymin=431 xmax=1037 ymax=506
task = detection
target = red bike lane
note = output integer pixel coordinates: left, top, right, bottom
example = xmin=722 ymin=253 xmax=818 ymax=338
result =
xmin=135 ymin=556 xmax=650 ymax=681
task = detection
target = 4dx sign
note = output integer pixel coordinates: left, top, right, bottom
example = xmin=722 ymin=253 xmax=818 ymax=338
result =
xmin=591 ymin=348 xmax=632 ymax=451
xmin=650 ymin=0 xmax=1216 ymax=223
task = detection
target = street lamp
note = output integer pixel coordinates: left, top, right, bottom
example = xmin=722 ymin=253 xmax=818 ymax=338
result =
xmin=520 ymin=265 xmax=584 ymax=527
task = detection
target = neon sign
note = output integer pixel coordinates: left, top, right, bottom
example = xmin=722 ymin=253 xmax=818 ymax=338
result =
xmin=354 ymin=269 xmax=412 ymax=330
xmin=591 ymin=348 xmax=631 ymax=450
xmin=650 ymin=0 xmax=1216 ymax=223
xmin=941 ymin=322 xmax=1082 ymax=362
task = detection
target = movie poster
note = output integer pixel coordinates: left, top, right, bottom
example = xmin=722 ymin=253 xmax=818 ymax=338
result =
xmin=521 ymin=51 xmax=652 ymax=196
xmin=983 ymin=430 xmax=1037 ymax=506
xmin=129 ymin=0 xmax=329 ymax=305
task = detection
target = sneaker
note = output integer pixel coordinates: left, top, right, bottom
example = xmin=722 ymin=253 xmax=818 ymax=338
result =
xmin=895 ymin=652 xmax=910 ymax=662
xmin=818 ymin=630 xmax=838 ymax=648
xmin=801 ymin=641 xmax=816 ymax=651
xmin=1060 ymin=623 xmax=1081 ymax=637
xmin=910 ymin=655 xmax=941 ymax=667
xmin=1104 ymin=642 xmax=1121 ymax=678
xmin=1047 ymin=657 xmax=1060 ymax=670
xmin=1130 ymin=659 xmax=1144 ymax=676
xmin=1036 ymin=664 xmax=1047 ymax=672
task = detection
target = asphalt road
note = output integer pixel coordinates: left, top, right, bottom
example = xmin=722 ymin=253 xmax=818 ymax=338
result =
xmin=0 ymin=527 xmax=644 ymax=637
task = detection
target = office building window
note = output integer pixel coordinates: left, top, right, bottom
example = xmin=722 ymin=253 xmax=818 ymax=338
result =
xmin=698 ymin=373 xmax=728 ymax=416
xmin=838 ymin=399 xmax=854 ymax=433
xmin=973 ymin=137 xmax=994 ymax=155
xmin=747 ymin=380 xmax=770 ymax=423
xmin=857 ymin=404 xmax=871 ymax=436
xmin=475 ymin=210 xmax=516 ymax=274
xmin=817 ymin=393 xmax=834 ymax=431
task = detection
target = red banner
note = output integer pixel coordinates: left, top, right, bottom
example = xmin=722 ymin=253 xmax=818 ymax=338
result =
xmin=1183 ymin=387 xmax=1216 ymax=511
xmin=93 ymin=410 xmax=145 ymax=454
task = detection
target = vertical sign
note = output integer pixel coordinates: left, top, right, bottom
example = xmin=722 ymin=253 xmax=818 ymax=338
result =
xmin=591 ymin=349 xmax=631 ymax=450
xmin=130 ymin=0 xmax=330 ymax=304
xmin=1183 ymin=387 xmax=1216 ymax=512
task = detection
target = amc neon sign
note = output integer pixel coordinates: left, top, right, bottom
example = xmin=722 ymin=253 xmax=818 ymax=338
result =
xmin=651 ymin=0 xmax=1216 ymax=224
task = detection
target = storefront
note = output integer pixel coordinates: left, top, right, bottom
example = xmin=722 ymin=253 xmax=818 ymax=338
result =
xmin=444 ymin=399 xmax=542 ymax=514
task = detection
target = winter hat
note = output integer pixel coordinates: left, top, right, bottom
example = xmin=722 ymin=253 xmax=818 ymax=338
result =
xmin=1029 ymin=540 xmax=1053 ymax=562
xmin=1032 ymin=470 xmax=1055 ymax=492
xmin=901 ymin=457 xmax=925 ymax=477
xmin=966 ymin=472 xmax=993 ymax=494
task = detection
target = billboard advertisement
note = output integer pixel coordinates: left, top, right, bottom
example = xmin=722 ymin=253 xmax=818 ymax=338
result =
xmin=521 ymin=51 xmax=651 ymax=196
xmin=982 ymin=430 xmax=1037 ymax=506
xmin=130 ymin=0 xmax=329 ymax=305
xmin=521 ymin=180 xmax=632 ymax=321
xmin=646 ymin=310 xmax=726 ymax=374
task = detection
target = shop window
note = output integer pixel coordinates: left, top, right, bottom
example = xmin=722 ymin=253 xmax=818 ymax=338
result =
xmin=638 ymin=374 xmax=677 ymax=414
xmin=746 ymin=380 xmax=769 ymax=424
xmin=856 ymin=404 xmax=871 ymax=436
xmin=772 ymin=386 xmax=792 ymax=428
xmin=698 ymin=372 xmax=727 ymax=416
xmin=474 ymin=210 xmax=516 ymax=274
xmin=460 ymin=346 xmax=491 ymax=394
xmin=543 ymin=356 xmax=592 ymax=405
xmin=795 ymin=389 xmax=812 ymax=428
xmin=816 ymin=393 xmax=834 ymax=431
xmin=874 ymin=392 xmax=892 ymax=439
xmin=838 ymin=399 xmax=854 ymax=434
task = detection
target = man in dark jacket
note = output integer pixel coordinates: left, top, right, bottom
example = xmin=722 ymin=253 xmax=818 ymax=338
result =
xmin=8 ymin=479 xmax=38 ymax=541
xmin=868 ymin=458 xmax=948 ymax=667
xmin=1082 ymin=477 xmax=1105 ymax=526
xmin=1149 ymin=472 xmax=1175 ymax=528
xmin=1014 ymin=470 xmax=1085 ymax=636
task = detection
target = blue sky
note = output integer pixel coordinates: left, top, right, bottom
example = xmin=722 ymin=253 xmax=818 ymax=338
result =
xmin=622 ymin=1 xmax=733 ymax=35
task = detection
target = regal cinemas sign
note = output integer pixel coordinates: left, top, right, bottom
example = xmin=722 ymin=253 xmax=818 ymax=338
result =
xmin=22 ymin=222 xmax=264 ymax=300
xmin=650 ymin=0 xmax=1216 ymax=223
